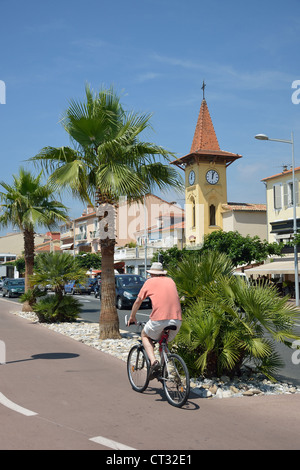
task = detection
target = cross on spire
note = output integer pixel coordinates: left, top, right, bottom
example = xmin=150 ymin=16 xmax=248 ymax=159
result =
xmin=201 ymin=80 xmax=206 ymax=100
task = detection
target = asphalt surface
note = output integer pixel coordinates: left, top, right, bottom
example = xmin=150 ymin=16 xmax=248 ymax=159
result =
xmin=1 ymin=298 xmax=300 ymax=451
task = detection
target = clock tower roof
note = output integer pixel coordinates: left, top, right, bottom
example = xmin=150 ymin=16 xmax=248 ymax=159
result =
xmin=171 ymin=95 xmax=242 ymax=169
xmin=190 ymin=98 xmax=220 ymax=153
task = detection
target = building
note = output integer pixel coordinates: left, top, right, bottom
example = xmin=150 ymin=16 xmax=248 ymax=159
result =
xmin=261 ymin=166 xmax=300 ymax=244
xmin=35 ymin=232 xmax=61 ymax=253
xmin=0 ymin=231 xmax=48 ymax=257
xmin=60 ymin=195 xmax=185 ymax=256
xmin=171 ymin=88 xmax=266 ymax=245
xmin=0 ymin=253 xmax=17 ymax=278
xmin=222 ymin=203 xmax=267 ymax=240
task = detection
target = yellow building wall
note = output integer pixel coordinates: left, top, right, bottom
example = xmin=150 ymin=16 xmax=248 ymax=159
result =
xmin=185 ymin=160 xmax=228 ymax=245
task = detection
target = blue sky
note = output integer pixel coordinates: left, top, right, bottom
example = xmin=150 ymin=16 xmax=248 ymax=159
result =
xmin=0 ymin=0 xmax=300 ymax=235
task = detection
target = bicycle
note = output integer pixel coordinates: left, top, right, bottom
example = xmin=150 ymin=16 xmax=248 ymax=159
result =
xmin=125 ymin=316 xmax=190 ymax=408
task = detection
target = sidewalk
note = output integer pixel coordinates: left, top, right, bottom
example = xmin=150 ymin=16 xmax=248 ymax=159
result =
xmin=1 ymin=299 xmax=300 ymax=450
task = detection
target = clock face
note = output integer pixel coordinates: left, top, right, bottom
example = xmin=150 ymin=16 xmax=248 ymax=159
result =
xmin=206 ymin=169 xmax=219 ymax=185
xmin=188 ymin=170 xmax=195 ymax=185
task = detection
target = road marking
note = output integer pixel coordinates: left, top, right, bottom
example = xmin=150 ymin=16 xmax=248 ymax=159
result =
xmin=89 ymin=435 xmax=136 ymax=450
xmin=0 ymin=392 xmax=37 ymax=416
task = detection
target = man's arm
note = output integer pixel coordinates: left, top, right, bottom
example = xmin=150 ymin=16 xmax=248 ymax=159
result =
xmin=127 ymin=296 xmax=143 ymax=325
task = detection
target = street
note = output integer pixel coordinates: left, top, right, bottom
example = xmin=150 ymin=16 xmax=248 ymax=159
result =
xmin=1 ymin=297 xmax=300 ymax=451
xmin=5 ymin=293 xmax=300 ymax=385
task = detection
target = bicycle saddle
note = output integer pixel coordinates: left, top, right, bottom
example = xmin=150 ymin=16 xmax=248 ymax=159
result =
xmin=164 ymin=325 xmax=177 ymax=332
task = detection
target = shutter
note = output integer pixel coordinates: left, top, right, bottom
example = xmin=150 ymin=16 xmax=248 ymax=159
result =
xmin=295 ymin=180 xmax=299 ymax=206
xmin=283 ymin=183 xmax=288 ymax=208
xmin=273 ymin=184 xmax=282 ymax=209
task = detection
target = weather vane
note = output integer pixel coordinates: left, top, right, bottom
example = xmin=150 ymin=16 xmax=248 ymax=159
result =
xmin=201 ymin=80 xmax=206 ymax=100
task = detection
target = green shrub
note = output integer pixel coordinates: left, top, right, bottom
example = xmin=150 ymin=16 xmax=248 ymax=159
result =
xmin=33 ymin=294 xmax=81 ymax=323
xmin=170 ymin=250 xmax=300 ymax=380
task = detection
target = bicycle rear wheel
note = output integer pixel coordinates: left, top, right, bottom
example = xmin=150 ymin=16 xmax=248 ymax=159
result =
xmin=127 ymin=344 xmax=150 ymax=393
xmin=162 ymin=353 xmax=190 ymax=407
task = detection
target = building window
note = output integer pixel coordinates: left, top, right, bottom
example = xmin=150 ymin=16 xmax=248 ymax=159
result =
xmin=190 ymin=197 xmax=196 ymax=228
xmin=283 ymin=180 xmax=299 ymax=207
xmin=209 ymin=204 xmax=216 ymax=226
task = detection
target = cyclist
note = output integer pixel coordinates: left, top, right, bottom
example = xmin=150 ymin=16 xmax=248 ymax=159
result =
xmin=127 ymin=262 xmax=182 ymax=379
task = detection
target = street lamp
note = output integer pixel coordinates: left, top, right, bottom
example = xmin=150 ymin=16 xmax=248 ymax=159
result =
xmin=255 ymin=132 xmax=299 ymax=306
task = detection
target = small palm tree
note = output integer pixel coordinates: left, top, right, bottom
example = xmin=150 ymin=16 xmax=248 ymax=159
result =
xmin=33 ymin=252 xmax=87 ymax=301
xmin=31 ymin=252 xmax=87 ymax=323
xmin=30 ymin=85 xmax=182 ymax=338
xmin=0 ymin=168 xmax=69 ymax=307
xmin=170 ymin=251 xmax=300 ymax=380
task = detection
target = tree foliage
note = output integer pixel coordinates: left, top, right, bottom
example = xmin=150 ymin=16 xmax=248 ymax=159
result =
xmin=201 ymin=230 xmax=283 ymax=266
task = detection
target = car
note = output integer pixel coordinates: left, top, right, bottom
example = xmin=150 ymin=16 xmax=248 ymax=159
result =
xmin=2 ymin=278 xmax=25 ymax=298
xmin=0 ymin=279 xmax=3 ymax=290
xmin=64 ymin=280 xmax=92 ymax=295
xmin=107 ymin=274 xmax=151 ymax=309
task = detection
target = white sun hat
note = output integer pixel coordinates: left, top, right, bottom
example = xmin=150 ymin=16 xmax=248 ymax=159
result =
xmin=146 ymin=262 xmax=167 ymax=275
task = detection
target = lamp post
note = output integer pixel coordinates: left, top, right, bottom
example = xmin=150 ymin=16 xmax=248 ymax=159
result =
xmin=255 ymin=132 xmax=299 ymax=306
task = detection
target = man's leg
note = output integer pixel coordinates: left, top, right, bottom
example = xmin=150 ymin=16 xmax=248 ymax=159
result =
xmin=141 ymin=329 xmax=156 ymax=365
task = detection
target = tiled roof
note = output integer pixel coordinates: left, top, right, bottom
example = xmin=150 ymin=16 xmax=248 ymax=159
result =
xmin=222 ymin=202 xmax=266 ymax=212
xmin=261 ymin=166 xmax=300 ymax=181
xmin=190 ymin=99 xmax=220 ymax=152
xmin=171 ymin=99 xmax=242 ymax=168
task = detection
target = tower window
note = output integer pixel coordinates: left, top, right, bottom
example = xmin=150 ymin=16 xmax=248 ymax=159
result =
xmin=191 ymin=197 xmax=196 ymax=227
xmin=209 ymin=204 xmax=216 ymax=226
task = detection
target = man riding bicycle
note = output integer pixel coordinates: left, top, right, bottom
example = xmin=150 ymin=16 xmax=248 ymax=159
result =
xmin=127 ymin=262 xmax=182 ymax=379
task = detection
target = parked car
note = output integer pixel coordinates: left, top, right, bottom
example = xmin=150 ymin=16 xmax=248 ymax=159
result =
xmin=0 ymin=279 xmax=4 ymax=290
xmin=2 ymin=278 xmax=25 ymax=298
xmin=97 ymin=274 xmax=151 ymax=309
xmin=64 ymin=280 xmax=92 ymax=295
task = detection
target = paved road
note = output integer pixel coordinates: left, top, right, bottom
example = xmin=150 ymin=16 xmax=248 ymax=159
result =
xmin=6 ymin=292 xmax=300 ymax=385
xmin=1 ymin=298 xmax=300 ymax=451
xmin=6 ymin=293 xmax=300 ymax=385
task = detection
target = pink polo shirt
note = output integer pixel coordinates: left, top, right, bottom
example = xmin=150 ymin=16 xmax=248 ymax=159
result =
xmin=138 ymin=276 xmax=182 ymax=321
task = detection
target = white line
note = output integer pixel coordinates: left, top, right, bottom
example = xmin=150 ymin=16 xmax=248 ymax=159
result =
xmin=89 ymin=435 xmax=136 ymax=450
xmin=0 ymin=392 xmax=37 ymax=416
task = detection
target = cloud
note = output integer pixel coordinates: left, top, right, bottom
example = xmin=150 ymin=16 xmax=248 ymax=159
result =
xmin=134 ymin=72 xmax=162 ymax=83
xmin=151 ymin=53 xmax=293 ymax=91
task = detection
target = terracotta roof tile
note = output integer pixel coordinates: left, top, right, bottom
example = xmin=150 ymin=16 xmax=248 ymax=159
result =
xmin=222 ymin=202 xmax=266 ymax=212
xmin=190 ymin=99 xmax=220 ymax=153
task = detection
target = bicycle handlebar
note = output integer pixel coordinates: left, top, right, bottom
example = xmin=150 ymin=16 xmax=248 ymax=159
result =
xmin=125 ymin=315 xmax=145 ymax=328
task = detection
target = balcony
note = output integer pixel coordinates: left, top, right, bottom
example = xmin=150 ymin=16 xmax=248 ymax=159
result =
xmin=75 ymin=233 xmax=87 ymax=241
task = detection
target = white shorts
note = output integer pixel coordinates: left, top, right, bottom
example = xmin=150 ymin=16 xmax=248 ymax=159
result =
xmin=143 ymin=319 xmax=182 ymax=342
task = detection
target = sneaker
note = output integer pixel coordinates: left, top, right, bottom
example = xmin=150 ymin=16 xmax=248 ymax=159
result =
xmin=149 ymin=360 xmax=161 ymax=380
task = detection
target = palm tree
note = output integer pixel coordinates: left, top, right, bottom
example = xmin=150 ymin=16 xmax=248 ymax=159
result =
xmin=30 ymin=85 xmax=182 ymax=338
xmin=169 ymin=251 xmax=300 ymax=380
xmin=31 ymin=252 xmax=87 ymax=323
xmin=0 ymin=167 xmax=69 ymax=306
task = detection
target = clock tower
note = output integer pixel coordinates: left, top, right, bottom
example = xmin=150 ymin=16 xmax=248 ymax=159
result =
xmin=171 ymin=85 xmax=242 ymax=245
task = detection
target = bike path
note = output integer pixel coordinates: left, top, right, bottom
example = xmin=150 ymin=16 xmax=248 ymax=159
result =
xmin=0 ymin=299 xmax=300 ymax=450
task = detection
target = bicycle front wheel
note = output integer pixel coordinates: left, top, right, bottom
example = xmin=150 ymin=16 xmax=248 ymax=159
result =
xmin=127 ymin=345 xmax=150 ymax=393
xmin=162 ymin=353 xmax=190 ymax=407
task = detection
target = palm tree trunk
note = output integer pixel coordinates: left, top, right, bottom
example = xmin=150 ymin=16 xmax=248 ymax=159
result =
xmin=22 ymin=228 xmax=35 ymax=312
xmin=99 ymin=237 xmax=121 ymax=339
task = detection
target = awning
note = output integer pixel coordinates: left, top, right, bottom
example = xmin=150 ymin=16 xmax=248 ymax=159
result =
xmin=245 ymin=260 xmax=298 ymax=276
xmin=60 ymin=243 xmax=74 ymax=250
